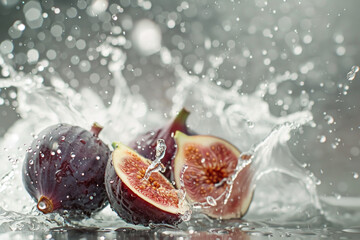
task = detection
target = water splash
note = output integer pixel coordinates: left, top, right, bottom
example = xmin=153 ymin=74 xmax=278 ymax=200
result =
xmin=143 ymin=139 xmax=167 ymax=180
xmin=346 ymin=66 xmax=359 ymax=81
xmin=0 ymin=47 xmax=324 ymax=230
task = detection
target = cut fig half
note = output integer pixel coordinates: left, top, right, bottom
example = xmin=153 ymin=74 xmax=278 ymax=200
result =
xmin=173 ymin=131 xmax=254 ymax=219
xmin=105 ymin=142 xmax=189 ymax=226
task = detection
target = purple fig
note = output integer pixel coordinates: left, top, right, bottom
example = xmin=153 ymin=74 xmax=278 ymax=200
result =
xmin=22 ymin=123 xmax=110 ymax=216
xmin=128 ymin=108 xmax=192 ymax=179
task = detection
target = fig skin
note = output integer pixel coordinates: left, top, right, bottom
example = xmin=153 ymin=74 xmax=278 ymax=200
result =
xmin=173 ymin=131 xmax=254 ymax=219
xmin=128 ymin=108 xmax=193 ymax=180
xmin=22 ymin=123 xmax=110 ymax=216
xmin=105 ymin=143 xmax=187 ymax=226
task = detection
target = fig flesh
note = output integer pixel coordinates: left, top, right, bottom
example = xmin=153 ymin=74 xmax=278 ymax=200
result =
xmin=129 ymin=108 xmax=192 ymax=179
xmin=105 ymin=142 xmax=188 ymax=226
xmin=22 ymin=123 xmax=110 ymax=216
xmin=173 ymin=131 xmax=254 ymax=219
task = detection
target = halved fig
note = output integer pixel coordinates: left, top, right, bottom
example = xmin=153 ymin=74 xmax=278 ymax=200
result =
xmin=105 ymin=142 xmax=189 ymax=226
xmin=173 ymin=131 xmax=254 ymax=219
xmin=128 ymin=108 xmax=193 ymax=180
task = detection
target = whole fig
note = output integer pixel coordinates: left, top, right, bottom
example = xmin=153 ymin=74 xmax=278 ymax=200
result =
xmin=128 ymin=108 xmax=192 ymax=179
xmin=22 ymin=123 xmax=110 ymax=216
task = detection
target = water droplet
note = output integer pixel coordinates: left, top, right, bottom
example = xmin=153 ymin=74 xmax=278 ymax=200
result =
xmin=89 ymin=196 xmax=94 ymax=200
xmin=324 ymin=115 xmax=334 ymax=124
xmin=29 ymin=159 xmax=34 ymax=165
xmin=319 ymin=135 xmax=326 ymax=143
xmin=293 ymin=45 xmax=303 ymax=55
xmin=71 ymin=152 xmax=76 ymax=158
xmin=181 ymin=209 xmax=192 ymax=221
xmin=347 ymin=66 xmax=359 ymax=81
xmin=38 ymin=201 xmax=47 ymax=210
xmin=206 ymin=196 xmax=217 ymax=206
xmin=45 ymin=234 xmax=53 ymax=240
xmin=15 ymin=20 xmax=26 ymax=31
xmin=55 ymin=170 xmax=62 ymax=183
xmin=247 ymin=120 xmax=255 ymax=128
xmin=132 ymin=19 xmax=161 ymax=55
xmin=315 ymin=179 xmax=321 ymax=185
xmin=342 ymin=227 xmax=360 ymax=233
xmin=336 ymin=46 xmax=346 ymax=56
xmin=0 ymin=40 xmax=14 ymax=55
xmin=334 ymin=33 xmax=344 ymax=44
xmin=353 ymin=172 xmax=359 ymax=179
xmin=96 ymin=156 xmax=100 ymax=160
xmin=27 ymin=49 xmax=39 ymax=64
xmin=143 ymin=139 xmax=167 ymax=180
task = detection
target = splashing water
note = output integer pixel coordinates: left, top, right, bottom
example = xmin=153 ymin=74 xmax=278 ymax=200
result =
xmin=143 ymin=139 xmax=166 ymax=180
xmin=0 ymin=24 xmax=327 ymax=230
xmin=0 ymin=0 xmax=359 ymax=238
xmin=347 ymin=66 xmax=359 ymax=81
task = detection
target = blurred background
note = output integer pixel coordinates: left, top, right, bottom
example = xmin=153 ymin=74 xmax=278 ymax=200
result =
xmin=0 ymin=0 xmax=359 ymax=203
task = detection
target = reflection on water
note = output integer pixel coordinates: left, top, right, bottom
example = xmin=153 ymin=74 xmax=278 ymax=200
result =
xmin=2 ymin=223 xmax=360 ymax=240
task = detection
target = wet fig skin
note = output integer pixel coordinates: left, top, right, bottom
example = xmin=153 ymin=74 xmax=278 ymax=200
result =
xmin=22 ymin=123 xmax=110 ymax=216
xmin=128 ymin=108 xmax=193 ymax=180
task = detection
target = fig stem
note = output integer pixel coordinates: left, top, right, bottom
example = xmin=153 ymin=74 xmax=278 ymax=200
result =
xmin=174 ymin=108 xmax=190 ymax=125
xmin=91 ymin=122 xmax=104 ymax=137
xmin=37 ymin=196 xmax=54 ymax=214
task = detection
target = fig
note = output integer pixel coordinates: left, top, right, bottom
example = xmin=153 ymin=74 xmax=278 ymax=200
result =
xmin=105 ymin=142 xmax=189 ymax=226
xmin=129 ymin=108 xmax=192 ymax=179
xmin=173 ymin=131 xmax=254 ymax=219
xmin=22 ymin=123 xmax=110 ymax=216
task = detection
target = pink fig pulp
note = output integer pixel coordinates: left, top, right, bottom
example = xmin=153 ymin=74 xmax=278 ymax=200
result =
xmin=105 ymin=142 xmax=188 ymax=226
xmin=173 ymin=131 xmax=254 ymax=219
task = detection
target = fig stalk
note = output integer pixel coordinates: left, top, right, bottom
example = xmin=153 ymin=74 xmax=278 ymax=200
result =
xmin=90 ymin=122 xmax=104 ymax=137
